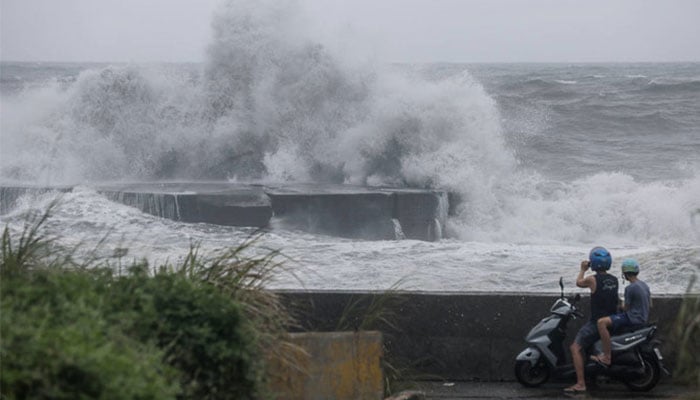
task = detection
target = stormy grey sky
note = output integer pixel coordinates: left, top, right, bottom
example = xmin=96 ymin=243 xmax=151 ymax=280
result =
xmin=2 ymin=0 xmax=699 ymax=63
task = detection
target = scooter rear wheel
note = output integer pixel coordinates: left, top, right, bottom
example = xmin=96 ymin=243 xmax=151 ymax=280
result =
xmin=515 ymin=360 xmax=550 ymax=387
xmin=623 ymin=354 xmax=661 ymax=392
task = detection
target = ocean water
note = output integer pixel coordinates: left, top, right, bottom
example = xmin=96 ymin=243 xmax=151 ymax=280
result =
xmin=1 ymin=1 xmax=699 ymax=294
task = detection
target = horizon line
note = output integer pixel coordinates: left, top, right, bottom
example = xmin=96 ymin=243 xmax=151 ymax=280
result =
xmin=2 ymin=59 xmax=700 ymax=65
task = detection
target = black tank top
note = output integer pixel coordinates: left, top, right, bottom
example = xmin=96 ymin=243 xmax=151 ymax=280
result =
xmin=590 ymin=273 xmax=619 ymax=321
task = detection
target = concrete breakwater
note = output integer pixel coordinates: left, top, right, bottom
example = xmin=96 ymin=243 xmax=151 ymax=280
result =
xmin=0 ymin=182 xmax=448 ymax=241
xmin=278 ymin=290 xmax=687 ymax=382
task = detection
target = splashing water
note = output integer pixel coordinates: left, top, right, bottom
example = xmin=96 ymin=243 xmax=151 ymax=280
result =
xmin=1 ymin=0 xmax=699 ymax=292
xmin=1 ymin=0 xmax=517 ymax=232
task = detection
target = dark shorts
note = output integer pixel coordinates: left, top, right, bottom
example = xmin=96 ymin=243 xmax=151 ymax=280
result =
xmin=609 ymin=312 xmax=632 ymax=331
xmin=574 ymin=321 xmax=600 ymax=349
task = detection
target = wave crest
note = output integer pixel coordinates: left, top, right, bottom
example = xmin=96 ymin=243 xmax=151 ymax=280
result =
xmin=1 ymin=1 xmax=698 ymax=247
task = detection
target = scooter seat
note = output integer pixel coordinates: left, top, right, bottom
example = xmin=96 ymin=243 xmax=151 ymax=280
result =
xmin=612 ymin=324 xmax=645 ymax=335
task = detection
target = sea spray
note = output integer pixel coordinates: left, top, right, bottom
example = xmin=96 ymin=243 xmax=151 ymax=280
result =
xmin=0 ymin=0 xmax=517 ymax=232
xmin=451 ymin=172 xmax=700 ymax=245
xmin=1 ymin=0 xmax=699 ymax=251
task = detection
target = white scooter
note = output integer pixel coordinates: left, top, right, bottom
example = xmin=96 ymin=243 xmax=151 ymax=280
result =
xmin=514 ymin=278 xmax=668 ymax=391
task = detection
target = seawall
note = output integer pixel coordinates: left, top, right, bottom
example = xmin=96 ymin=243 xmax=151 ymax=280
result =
xmin=0 ymin=182 xmax=448 ymax=242
xmin=277 ymin=290 xmax=687 ymax=381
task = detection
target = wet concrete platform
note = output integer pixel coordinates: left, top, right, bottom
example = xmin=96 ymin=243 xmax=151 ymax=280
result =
xmin=96 ymin=182 xmax=274 ymax=228
xmin=266 ymin=183 xmax=448 ymax=241
xmin=0 ymin=182 xmax=449 ymax=241
xmin=393 ymin=381 xmax=694 ymax=400
xmin=0 ymin=185 xmax=73 ymax=214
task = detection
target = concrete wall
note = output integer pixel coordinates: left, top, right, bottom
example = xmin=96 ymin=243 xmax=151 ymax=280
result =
xmin=393 ymin=190 xmax=448 ymax=242
xmin=268 ymin=331 xmax=384 ymax=400
xmin=1 ymin=182 xmax=448 ymax=241
xmin=267 ymin=190 xmax=396 ymax=240
xmin=266 ymin=185 xmax=447 ymax=241
xmin=0 ymin=186 xmax=73 ymax=214
xmin=99 ymin=188 xmax=273 ymax=228
xmin=278 ymin=290 xmax=687 ymax=381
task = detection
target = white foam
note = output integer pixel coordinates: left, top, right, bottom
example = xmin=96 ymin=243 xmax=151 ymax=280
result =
xmin=2 ymin=189 xmax=696 ymax=293
xmin=1 ymin=0 xmax=699 ymax=279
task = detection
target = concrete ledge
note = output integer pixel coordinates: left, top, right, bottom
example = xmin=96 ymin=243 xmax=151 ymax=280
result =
xmin=278 ymin=290 xmax=688 ymax=381
xmin=267 ymin=185 xmax=396 ymax=240
xmin=268 ymin=331 xmax=384 ymax=400
xmin=393 ymin=190 xmax=448 ymax=242
xmin=96 ymin=182 xmax=273 ymax=228
xmin=0 ymin=185 xmax=73 ymax=214
xmin=0 ymin=182 xmax=449 ymax=241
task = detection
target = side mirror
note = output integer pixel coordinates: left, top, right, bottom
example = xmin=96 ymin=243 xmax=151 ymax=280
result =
xmin=559 ymin=277 xmax=564 ymax=299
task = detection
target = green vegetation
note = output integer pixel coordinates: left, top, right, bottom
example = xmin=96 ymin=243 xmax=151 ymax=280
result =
xmin=675 ymin=210 xmax=700 ymax=399
xmin=335 ymin=281 xmax=406 ymax=333
xmin=1 ymin=207 xmax=295 ymax=399
xmin=673 ymin=271 xmax=700 ymax=399
xmin=332 ymin=283 xmax=433 ymax=396
xmin=1 ymin=264 xmax=181 ymax=399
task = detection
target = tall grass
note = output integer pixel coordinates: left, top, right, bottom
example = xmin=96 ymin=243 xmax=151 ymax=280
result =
xmin=1 ymin=202 xmax=61 ymax=273
xmin=673 ymin=271 xmax=700 ymax=398
xmin=174 ymin=237 xmax=303 ymax=389
xmin=332 ymin=281 xmax=432 ymax=396
xmin=1 ymin=204 xmax=300 ymax=399
xmin=335 ymin=280 xmax=406 ymax=332
xmin=674 ymin=209 xmax=700 ymax=398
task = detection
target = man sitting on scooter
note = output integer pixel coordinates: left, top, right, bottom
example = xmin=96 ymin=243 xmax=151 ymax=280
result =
xmin=591 ymin=258 xmax=651 ymax=367
xmin=565 ymin=246 xmax=619 ymax=393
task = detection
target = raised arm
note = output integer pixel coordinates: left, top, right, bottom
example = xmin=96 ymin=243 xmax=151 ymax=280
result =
xmin=576 ymin=260 xmax=595 ymax=290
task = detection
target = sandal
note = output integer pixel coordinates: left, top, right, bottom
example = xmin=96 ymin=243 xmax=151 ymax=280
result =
xmin=564 ymin=385 xmax=586 ymax=393
xmin=590 ymin=353 xmax=611 ymax=367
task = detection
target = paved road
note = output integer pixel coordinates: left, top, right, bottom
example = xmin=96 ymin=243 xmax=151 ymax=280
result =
xmin=396 ymin=381 xmax=696 ymax=400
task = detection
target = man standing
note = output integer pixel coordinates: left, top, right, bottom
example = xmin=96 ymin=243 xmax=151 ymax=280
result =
xmin=592 ymin=258 xmax=651 ymax=366
xmin=564 ymin=246 xmax=619 ymax=393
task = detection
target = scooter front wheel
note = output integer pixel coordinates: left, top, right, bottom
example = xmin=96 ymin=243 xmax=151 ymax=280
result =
xmin=515 ymin=359 xmax=551 ymax=387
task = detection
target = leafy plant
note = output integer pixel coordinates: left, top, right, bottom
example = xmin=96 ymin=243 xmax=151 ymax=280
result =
xmin=1 ymin=204 xmax=300 ymax=399
xmin=106 ymin=269 xmax=260 ymax=399
xmin=174 ymin=238 xmax=303 ymax=395
xmin=1 ymin=267 xmax=180 ymax=399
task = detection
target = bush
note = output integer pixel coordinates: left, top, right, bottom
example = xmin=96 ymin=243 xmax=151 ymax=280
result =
xmin=0 ymin=268 xmax=180 ymax=399
xmin=1 ymin=207 xmax=292 ymax=399
xmin=1 ymin=265 xmax=265 ymax=399
xmin=106 ymin=267 xmax=262 ymax=399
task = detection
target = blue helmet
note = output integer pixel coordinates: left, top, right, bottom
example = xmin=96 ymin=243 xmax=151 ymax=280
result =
xmin=621 ymin=258 xmax=640 ymax=275
xmin=589 ymin=246 xmax=612 ymax=271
